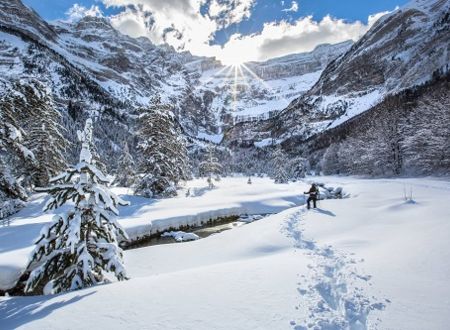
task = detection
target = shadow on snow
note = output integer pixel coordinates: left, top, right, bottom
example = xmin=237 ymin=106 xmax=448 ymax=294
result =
xmin=0 ymin=291 xmax=96 ymax=330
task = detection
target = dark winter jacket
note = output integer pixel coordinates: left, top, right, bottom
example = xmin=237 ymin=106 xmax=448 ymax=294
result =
xmin=306 ymin=186 xmax=318 ymax=198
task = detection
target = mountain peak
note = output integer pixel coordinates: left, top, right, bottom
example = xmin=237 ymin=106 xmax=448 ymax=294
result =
xmin=0 ymin=0 xmax=56 ymax=40
xmin=74 ymin=15 xmax=115 ymax=33
xmin=404 ymin=0 xmax=450 ymax=13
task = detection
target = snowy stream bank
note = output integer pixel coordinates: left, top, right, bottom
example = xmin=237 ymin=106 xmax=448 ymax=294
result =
xmin=0 ymin=177 xmax=311 ymax=292
xmin=0 ymin=177 xmax=345 ymax=294
xmin=124 ymin=214 xmax=270 ymax=249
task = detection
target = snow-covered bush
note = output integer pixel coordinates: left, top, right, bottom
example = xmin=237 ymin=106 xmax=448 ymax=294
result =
xmin=0 ymin=199 xmax=25 ymax=221
xmin=314 ymin=183 xmax=348 ymax=199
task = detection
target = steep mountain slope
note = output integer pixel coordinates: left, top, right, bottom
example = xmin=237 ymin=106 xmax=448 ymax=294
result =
xmin=0 ymin=0 xmax=56 ymax=41
xmin=225 ymin=0 xmax=450 ymax=147
xmin=302 ymin=71 xmax=450 ymax=175
xmin=0 ymin=0 xmax=350 ymax=148
xmin=2 ymin=0 xmax=445 ymax=179
xmin=191 ymin=41 xmax=352 ymax=142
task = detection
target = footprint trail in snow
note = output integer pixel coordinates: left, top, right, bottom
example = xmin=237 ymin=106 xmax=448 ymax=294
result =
xmin=283 ymin=208 xmax=388 ymax=330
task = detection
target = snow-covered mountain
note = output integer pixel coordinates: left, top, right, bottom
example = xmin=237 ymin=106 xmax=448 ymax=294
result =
xmin=1 ymin=0 xmax=448 ymax=174
xmin=226 ymin=0 xmax=450 ymax=147
xmin=191 ymin=41 xmax=352 ymax=142
xmin=0 ymin=0 xmax=351 ymax=149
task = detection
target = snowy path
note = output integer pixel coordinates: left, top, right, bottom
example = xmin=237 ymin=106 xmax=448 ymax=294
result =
xmin=284 ymin=208 xmax=386 ymax=329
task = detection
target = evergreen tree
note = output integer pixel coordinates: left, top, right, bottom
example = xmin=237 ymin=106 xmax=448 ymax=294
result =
xmin=24 ymin=92 xmax=68 ymax=187
xmin=25 ymin=119 xmax=129 ymax=294
xmin=320 ymin=143 xmax=341 ymax=175
xmin=135 ymin=96 xmax=190 ymax=198
xmin=287 ymin=156 xmax=307 ymax=180
xmin=1 ymin=79 xmax=68 ymax=189
xmin=401 ymin=93 xmax=450 ymax=174
xmin=0 ymin=90 xmax=35 ymax=212
xmin=0 ymin=159 xmax=28 ymax=202
xmin=199 ymin=146 xmax=222 ymax=189
xmin=114 ymin=142 xmax=136 ymax=187
xmin=0 ymin=86 xmax=36 ymax=166
xmin=0 ymin=159 xmax=28 ymax=219
xmin=89 ymin=133 xmax=109 ymax=175
xmin=271 ymin=146 xmax=289 ymax=183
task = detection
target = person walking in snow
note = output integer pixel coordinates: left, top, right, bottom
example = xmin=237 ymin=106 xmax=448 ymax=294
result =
xmin=304 ymin=183 xmax=318 ymax=210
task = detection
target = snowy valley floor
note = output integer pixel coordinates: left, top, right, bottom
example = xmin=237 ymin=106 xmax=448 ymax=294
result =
xmin=1 ymin=176 xmax=450 ymax=329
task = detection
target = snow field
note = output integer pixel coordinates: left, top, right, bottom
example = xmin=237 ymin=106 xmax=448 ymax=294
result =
xmin=0 ymin=177 xmax=308 ymax=291
xmin=1 ymin=177 xmax=449 ymax=330
xmin=298 ymin=177 xmax=450 ymax=329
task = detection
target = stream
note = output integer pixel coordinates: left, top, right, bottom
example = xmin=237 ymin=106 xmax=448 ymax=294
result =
xmin=123 ymin=214 xmax=271 ymax=250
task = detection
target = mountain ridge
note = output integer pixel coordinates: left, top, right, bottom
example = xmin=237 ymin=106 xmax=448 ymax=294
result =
xmin=224 ymin=0 xmax=449 ymax=148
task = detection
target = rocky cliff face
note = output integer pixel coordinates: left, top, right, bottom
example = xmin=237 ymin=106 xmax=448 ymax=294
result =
xmin=247 ymin=41 xmax=353 ymax=81
xmin=224 ymin=0 xmax=450 ymax=148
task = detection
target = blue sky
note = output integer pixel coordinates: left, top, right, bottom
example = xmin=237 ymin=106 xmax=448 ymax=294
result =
xmin=23 ymin=0 xmax=121 ymax=21
xmin=214 ymin=0 xmax=408 ymax=45
xmin=22 ymin=0 xmax=409 ymax=63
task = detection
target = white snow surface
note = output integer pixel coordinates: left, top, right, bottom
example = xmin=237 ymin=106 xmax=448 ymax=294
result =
xmin=0 ymin=177 xmax=306 ymax=291
xmin=1 ymin=176 xmax=450 ymax=330
xmin=196 ymin=131 xmax=224 ymax=144
xmin=161 ymin=231 xmax=200 ymax=242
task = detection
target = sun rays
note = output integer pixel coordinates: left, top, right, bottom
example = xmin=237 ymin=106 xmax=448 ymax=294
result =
xmin=215 ymin=62 xmax=292 ymax=115
xmin=197 ymin=57 xmax=294 ymax=121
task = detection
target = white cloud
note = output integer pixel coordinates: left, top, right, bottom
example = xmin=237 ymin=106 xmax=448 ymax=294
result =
xmin=282 ymin=1 xmax=299 ymax=13
xmin=367 ymin=8 xmax=396 ymax=27
xmin=102 ymin=0 xmax=254 ymax=51
xmin=100 ymin=0 xmax=394 ymax=64
xmin=208 ymin=0 xmax=255 ymax=27
xmin=103 ymin=0 xmax=217 ymax=51
xmin=66 ymin=4 xmax=104 ymax=21
xmin=214 ymin=12 xmax=394 ymax=64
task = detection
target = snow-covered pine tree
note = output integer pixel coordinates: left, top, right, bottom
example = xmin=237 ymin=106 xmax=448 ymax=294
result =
xmin=24 ymin=118 xmax=130 ymax=294
xmin=0 ymin=158 xmax=28 ymax=219
xmin=23 ymin=88 xmax=68 ymax=187
xmin=0 ymin=103 xmax=32 ymax=161
xmin=401 ymin=93 xmax=450 ymax=174
xmin=199 ymin=146 xmax=222 ymax=189
xmin=135 ymin=95 xmax=190 ymax=198
xmin=89 ymin=134 xmax=109 ymax=175
xmin=0 ymin=91 xmax=35 ymax=217
xmin=271 ymin=146 xmax=289 ymax=184
xmin=320 ymin=143 xmax=341 ymax=175
xmin=287 ymin=156 xmax=307 ymax=180
xmin=114 ymin=142 xmax=136 ymax=187
xmin=0 ymin=79 xmax=68 ymax=189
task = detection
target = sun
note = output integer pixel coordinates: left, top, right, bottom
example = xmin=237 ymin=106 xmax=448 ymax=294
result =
xmin=222 ymin=59 xmax=244 ymax=67
xmin=219 ymin=53 xmax=245 ymax=67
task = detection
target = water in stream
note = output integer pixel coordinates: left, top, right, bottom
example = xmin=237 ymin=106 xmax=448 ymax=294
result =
xmin=125 ymin=214 xmax=271 ymax=249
